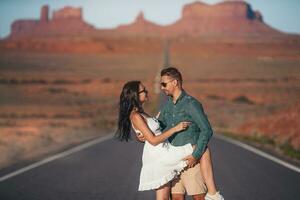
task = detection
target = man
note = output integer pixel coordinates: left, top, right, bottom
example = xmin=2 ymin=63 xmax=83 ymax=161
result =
xmin=137 ymin=67 xmax=223 ymax=200
xmin=158 ymin=67 xmax=213 ymax=200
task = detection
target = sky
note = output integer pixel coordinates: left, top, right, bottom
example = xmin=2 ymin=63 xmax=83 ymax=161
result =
xmin=0 ymin=0 xmax=300 ymax=38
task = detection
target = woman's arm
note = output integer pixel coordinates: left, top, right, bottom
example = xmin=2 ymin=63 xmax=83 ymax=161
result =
xmin=131 ymin=112 xmax=189 ymax=146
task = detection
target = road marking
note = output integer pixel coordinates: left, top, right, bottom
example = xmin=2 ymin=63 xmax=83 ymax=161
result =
xmin=0 ymin=133 xmax=114 ymax=182
xmin=215 ymin=133 xmax=300 ymax=173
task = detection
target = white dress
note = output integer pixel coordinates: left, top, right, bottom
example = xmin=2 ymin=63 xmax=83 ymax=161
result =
xmin=132 ymin=114 xmax=193 ymax=191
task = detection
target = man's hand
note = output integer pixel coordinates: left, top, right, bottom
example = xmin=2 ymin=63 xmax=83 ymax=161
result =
xmin=136 ymin=133 xmax=145 ymax=143
xmin=183 ymin=155 xmax=198 ymax=168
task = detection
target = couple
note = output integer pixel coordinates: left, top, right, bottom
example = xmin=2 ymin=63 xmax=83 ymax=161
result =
xmin=116 ymin=67 xmax=224 ymax=200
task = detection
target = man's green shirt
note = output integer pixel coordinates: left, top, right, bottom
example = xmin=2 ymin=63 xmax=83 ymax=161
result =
xmin=158 ymin=90 xmax=213 ymax=159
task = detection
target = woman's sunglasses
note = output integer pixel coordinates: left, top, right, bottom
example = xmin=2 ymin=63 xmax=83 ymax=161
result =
xmin=138 ymin=88 xmax=148 ymax=94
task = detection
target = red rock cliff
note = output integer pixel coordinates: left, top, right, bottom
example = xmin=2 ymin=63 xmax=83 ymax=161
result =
xmin=52 ymin=6 xmax=82 ymax=20
xmin=116 ymin=11 xmax=163 ymax=35
xmin=10 ymin=5 xmax=96 ymax=39
xmin=8 ymin=1 xmax=288 ymax=39
xmin=166 ymin=1 xmax=281 ymax=37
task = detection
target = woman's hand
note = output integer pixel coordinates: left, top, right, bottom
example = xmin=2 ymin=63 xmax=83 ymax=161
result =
xmin=174 ymin=121 xmax=191 ymax=132
xmin=136 ymin=132 xmax=145 ymax=143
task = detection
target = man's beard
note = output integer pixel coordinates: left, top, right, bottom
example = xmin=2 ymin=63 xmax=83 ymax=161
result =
xmin=163 ymin=90 xmax=173 ymax=97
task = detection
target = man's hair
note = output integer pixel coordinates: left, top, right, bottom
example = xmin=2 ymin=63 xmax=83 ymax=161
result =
xmin=160 ymin=67 xmax=183 ymax=85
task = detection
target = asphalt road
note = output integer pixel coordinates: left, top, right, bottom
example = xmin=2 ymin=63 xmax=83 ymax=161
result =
xmin=0 ymin=134 xmax=299 ymax=200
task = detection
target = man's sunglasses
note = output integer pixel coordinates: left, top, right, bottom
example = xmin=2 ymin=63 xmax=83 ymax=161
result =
xmin=160 ymin=80 xmax=174 ymax=87
xmin=138 ymin=88 xmax=148 ymax=94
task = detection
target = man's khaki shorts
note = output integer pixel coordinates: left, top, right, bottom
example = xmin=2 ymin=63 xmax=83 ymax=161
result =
xmin=171 ymin=163 xmax=207 ymax=195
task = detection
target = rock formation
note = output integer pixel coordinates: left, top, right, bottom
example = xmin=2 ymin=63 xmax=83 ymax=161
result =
xmin=166 ymin=1 xmax=276 ymax=36
xmin=116 ymin=11 xmax=163 ymax=36
xmin=52 ymin=6 xmax=82 ymax=20
xmin=6 ymin=0 xmax=299 ymax=43
xmin=109 ymin=1 xmax=282 ymax=37
xmin=10 ymin=5 xmax=96 ymax=38
xmin=40 ymin=5 xmax=49 ymax=23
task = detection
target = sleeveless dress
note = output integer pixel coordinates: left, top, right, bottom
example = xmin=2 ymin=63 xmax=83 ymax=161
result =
xmin=132 ymin=114 xmax=193 ymax=191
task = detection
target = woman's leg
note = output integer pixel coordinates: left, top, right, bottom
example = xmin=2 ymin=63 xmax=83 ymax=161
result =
xmin=155 ymin=182 xmax=171 ymax=200
xmin=199 ymin=147 xmax=218 ymax=195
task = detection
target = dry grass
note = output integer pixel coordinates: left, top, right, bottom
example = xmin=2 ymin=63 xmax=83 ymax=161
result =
xmin=0 ymin=46 xmax=299 ymax=168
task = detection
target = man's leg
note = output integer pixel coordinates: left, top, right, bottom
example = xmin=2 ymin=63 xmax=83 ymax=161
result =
xmin=182 ymin=163 xmax=207 ymax=199
xmin=171 ymin=194 xmax=185 ymax=200
xmin=172 ymin=193 xmax=205 ymax=200
xmin=171 ymin=175 xmax=186 ymax=200
xmin=192 ymin=194 xmax=205 ymax=200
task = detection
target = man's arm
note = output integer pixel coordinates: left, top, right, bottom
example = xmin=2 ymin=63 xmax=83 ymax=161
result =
xmin=188 ymin=100 xmax=213 ymax=160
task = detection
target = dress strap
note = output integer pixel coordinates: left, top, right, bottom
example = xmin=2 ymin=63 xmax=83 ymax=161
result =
xmin=140 ymin=113 xmax=148 ymax=119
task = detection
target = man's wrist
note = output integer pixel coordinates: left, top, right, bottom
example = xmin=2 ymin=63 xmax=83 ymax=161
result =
xmin=192 ymin=152 xmax=200 ymax=160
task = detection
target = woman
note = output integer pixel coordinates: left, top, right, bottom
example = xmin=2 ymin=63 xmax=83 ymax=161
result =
xmin=116 ymin=81 xmax=223 ymax=200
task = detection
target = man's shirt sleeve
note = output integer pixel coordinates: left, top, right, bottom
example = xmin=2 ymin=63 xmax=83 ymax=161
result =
xmin=188 ymin=100 xmax=213 ymax=159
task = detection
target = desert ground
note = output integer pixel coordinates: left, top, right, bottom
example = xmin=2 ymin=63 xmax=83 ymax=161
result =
xmin=0 ymin=39 xmax=300 ymax=169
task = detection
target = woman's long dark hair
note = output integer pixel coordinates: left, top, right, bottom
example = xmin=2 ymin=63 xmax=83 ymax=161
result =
xmin=115 ymin=81 xmax=144 ymax=141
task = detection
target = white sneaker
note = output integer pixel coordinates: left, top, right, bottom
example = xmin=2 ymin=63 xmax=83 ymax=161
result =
xmin=205 ymin=191 xmax=224 ymax=200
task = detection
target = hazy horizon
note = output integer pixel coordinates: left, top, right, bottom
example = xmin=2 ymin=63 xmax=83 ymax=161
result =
xmin=1 ymin=0 xmax=300 ymax=38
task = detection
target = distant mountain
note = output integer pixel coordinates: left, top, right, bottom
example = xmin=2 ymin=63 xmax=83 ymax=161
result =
xmin=9 ymin=5 xmax=96 ymax=39
xmin=115 ymin=11 xmax=164 ymax=36
xmin=116 ymin=1 xmax=284 ymax=37
xmin=2 ymin=1 xmax=300 ymax=54
xmin=165 ymin=1 xmax=282 ymax=37
xmin=7 ymin=1 xmax=291 ymax=39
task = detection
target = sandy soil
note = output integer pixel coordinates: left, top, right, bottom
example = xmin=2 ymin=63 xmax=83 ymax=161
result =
xmin=0 ymin=41 xmax=299 ymax=168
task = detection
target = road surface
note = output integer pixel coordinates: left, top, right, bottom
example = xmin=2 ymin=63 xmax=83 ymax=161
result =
xmin=0 ymin=133 xmax=299 ymax=200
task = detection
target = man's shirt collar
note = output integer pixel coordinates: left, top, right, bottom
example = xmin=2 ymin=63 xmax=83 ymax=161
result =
xmin=169 ymin=90 xmax=187 ymax=105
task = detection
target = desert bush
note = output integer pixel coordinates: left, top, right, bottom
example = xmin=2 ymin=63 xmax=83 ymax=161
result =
xmin=233 ymin=95 xmax=255 ymax=105
xmin=48 ymin=87 xmax=68 ymax=94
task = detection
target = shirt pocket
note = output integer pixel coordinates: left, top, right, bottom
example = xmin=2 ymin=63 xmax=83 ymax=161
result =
xmin=177 ymin=109 xmax=186 ymax=116
xmin=177 ymin=109 xmax=191 ymax=121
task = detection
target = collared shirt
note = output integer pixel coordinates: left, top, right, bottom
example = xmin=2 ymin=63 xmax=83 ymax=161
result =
xmin=158 ymin=90 xmax=213 ymax=159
